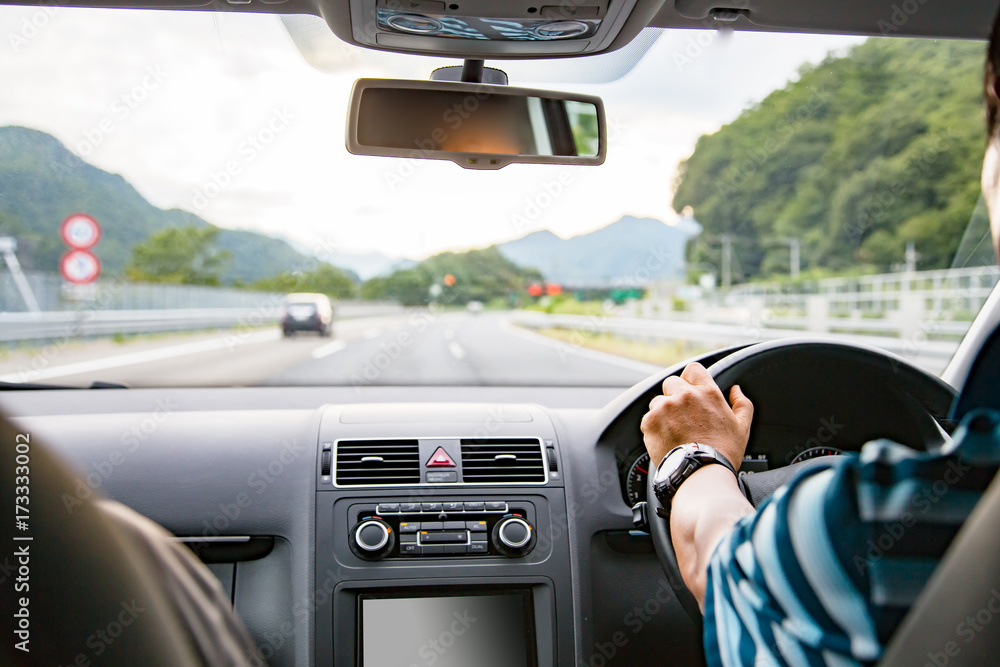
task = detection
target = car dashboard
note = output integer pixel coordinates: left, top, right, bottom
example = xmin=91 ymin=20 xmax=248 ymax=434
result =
xmin=0 ymin=383 xmax=706 ymax=667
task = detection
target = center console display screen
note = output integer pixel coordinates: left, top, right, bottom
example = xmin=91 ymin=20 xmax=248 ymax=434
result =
xmin=359 ymin=589 xmax=536 ymax=667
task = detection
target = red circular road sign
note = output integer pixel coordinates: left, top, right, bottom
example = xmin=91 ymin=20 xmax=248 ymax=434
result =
xmin=60 ymin=213 xmax=101 ymax=250
xmin=60 ymin=249 xmax=101 ymax=284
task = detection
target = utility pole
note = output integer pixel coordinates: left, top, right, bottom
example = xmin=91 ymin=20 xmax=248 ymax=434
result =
xmin=905 ymin=241 xmax=918 ymax=273
xmin=0 ymin=236 xmax=41 ymax=313
xmin=776 ymin=237 xmax=801 ymax=280
xmin=789 ymin=238 xmax=800 ymax=280
xmin=721 ymin=233 xmax=732 ymax=289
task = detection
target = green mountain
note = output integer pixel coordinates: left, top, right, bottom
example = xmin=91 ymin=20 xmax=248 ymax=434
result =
xmin=362 ymin=246 xmax=542 ymax=306
xmin=673 ymin=38 xmax=988 ymax=281
xmin=0 ymin=126 xmax=314 ymax=283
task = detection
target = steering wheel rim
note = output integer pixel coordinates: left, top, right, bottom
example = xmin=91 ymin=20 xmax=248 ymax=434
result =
xmin=647 ymin=338 xmax=956 ymax=623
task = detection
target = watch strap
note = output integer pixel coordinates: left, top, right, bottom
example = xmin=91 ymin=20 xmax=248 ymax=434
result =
xmin=653 ymin=443 xmax=737 ymax=503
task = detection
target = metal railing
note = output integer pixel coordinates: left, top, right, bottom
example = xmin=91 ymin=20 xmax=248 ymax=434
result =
xmin=0 ymin=272 xmax=288 ymax=312
xmin=0 ymin=272 xmax=402 ymax=343
xmin=724 ymin=266 xmax=1000 ymax=316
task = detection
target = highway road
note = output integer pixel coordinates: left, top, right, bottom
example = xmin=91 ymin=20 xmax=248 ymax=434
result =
xmin=0 ymin=312 xmax=661 ymax=388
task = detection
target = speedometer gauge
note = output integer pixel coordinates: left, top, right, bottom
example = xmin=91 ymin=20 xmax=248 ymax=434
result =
xmin=790 ymin=446 xmax=842 ymax=464
xmin=625 ymin=452 xmax=650 ymax=506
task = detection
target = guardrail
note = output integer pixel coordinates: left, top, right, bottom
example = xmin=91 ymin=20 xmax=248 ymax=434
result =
xmin=0 ymin=303 xmax=404 ymax=343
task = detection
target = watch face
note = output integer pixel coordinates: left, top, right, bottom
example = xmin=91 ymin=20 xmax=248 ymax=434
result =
xmin=654 ymin=445 xmax=693 ymax=485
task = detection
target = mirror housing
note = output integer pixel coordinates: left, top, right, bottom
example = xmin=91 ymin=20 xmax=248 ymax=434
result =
xmin=346 ymin=78 xmax=606 ymax=170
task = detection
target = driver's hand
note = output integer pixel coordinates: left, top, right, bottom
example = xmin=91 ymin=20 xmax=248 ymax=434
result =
xmin=640 ymin=362 xmax=754 ymax=471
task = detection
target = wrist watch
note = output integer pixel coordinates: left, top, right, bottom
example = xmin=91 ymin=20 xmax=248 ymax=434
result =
xmin=651 ymin=443 xmax=738 ymax=505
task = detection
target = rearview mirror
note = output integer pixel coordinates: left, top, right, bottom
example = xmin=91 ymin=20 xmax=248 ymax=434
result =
xmin=346 ymin=79 xmax=606 ymax=170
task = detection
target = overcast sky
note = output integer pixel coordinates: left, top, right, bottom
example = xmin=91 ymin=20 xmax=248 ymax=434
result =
xmin=0 ymin=7 xmax=862 ymax=260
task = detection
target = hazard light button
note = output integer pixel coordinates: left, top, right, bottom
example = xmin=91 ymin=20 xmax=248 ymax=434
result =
xmin=426 ymin=446 xmax=456 ymax=468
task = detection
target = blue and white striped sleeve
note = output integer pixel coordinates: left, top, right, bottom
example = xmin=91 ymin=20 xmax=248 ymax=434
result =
xmin=701 ymin=409 xmax=1000 ymax=667
xmin=702 ymin=460 xmax=877 ymax=667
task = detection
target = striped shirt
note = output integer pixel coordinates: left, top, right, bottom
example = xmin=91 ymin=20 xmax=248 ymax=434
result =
xmin=704 ymin=407 xmax=1000 ymax=667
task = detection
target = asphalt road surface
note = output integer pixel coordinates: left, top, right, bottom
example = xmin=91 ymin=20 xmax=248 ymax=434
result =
xmin=0 ymin=312 xmax=661 ymax=388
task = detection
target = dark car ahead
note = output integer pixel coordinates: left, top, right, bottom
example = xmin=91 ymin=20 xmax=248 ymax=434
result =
xmin=281 ymin=293 xmax=333 ymax=337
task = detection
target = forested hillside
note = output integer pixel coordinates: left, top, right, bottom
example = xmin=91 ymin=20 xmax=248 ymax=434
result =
xmin=673 ymin=38 xmax=988 ymax=280
xmin=0 ymin=126 xmax=315 ymax=283
xmin=362 ymin=247 xmax=542 ymax=306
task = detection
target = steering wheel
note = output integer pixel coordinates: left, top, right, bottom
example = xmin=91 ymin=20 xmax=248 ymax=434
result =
xmin=646 ymin=339 xmax=956 ymax=623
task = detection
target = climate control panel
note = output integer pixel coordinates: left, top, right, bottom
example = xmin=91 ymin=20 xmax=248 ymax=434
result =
xmin=347 ymin=499 xmax=536 ymax=560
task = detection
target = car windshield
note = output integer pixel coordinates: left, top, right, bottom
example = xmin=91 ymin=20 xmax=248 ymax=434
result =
xmin=0 ymin=8 xmax=996 ymax=387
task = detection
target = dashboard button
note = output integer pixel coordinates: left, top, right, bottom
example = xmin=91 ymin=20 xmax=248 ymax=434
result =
xmin=421 ymin=531 xmax=467 ymax=544
xmin=442 ymin=502 xmax=464 ymax=512
xmin=426 ymin=471 xmax=457 ymax=483
xmin=421 ymin=502 xmax=443 ymax=512
xmin=399 ymin=533 xmax=416 ymax=544
xmin=421 ymin=546 xmax=445 ymax=555
xmin=485 ymin=501 xmax=507 ymax=512
xmin=442 ymin=545 xmax=466 ymax=554
xmin=400 ymin=503 xmax=420 ymax=513
xmin=463 ymin=502 xmax=485 ymax=511
xmin=376 ymin=503 xmax=399 ymax=514
xmin=400 ymin=543 xmax=420 ymax=556
xmin=466 ymin=520 xmax=488 ymax=532
xmin=420 ymin=522 xmax=443 ymax=531
xmin=442 ymin=521 xmax=465 ymax=530
xmin=468 ymin=542 xmax=489 ymax=554
xmin=399 ymin=522 xmax=418 ymax=533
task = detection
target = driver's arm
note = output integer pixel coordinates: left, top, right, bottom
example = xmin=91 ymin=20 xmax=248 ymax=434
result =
xmin=668 ymin=466 xmax=753 ymax=605
xmin=640 ymin=362 xmax=755 ymax=606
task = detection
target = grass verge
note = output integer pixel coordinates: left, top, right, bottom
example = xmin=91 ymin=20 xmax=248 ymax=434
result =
xmin=533 ymin=327 xmax=716 ymax=367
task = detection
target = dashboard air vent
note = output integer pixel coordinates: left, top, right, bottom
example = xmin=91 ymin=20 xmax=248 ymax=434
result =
xmin=460 ymin=438 xmax=546 ymax=483
xmin=335 ymin=439 xmax=420 ymax=486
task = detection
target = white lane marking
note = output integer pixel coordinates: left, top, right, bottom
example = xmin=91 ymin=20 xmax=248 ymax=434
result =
xmin=448 ymin=341 xmax=466 ymax=360
xmin=501 ymin=319 xmax=661 ymax=374
xmin=311 ymin=340 xmax=348 ymax=359
xmin=0 ymin=329 xmax=281 ymax=383
xmin=363 ymin=327 xmax=383 ymax=339
xmin=444 ymin=328 xmax=455 ymax=340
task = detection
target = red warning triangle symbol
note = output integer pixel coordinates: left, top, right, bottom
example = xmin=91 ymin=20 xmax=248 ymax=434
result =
xmin=426 ymin=446 xmax=456 ymax=468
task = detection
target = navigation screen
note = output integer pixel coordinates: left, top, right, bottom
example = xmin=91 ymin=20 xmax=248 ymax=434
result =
xmin=359 ymin=592 xmax=535 ymax=667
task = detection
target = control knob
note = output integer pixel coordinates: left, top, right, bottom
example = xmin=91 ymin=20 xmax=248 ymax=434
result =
xmin=491 ymin=515 xmax=536 ymax=557
xmin=349 ymin=517 xmax=395 ymax=560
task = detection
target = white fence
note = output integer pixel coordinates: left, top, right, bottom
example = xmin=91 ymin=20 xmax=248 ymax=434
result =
xmin=627 ymin=266 xmax=1000 ymax=342
xmin=724 ymin=266 xmax=999 ymax=319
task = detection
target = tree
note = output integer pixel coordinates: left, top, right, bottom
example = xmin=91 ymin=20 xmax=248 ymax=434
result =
xmin=673 ymin=38 xmax=987 ymax=281
xmin=249 ymin=263 xmax=358 ymax=299
xmin=362 ymin=247 xmax=542 ymax=306
xmin=126 ymin=225 xmax=230 ymax=285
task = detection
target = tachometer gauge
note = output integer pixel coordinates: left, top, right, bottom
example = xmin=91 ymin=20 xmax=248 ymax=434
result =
xmin=625 ymin=452 xmax=650 ymax=506
xmin=790 ymin=446 xmax=842 ymax=464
